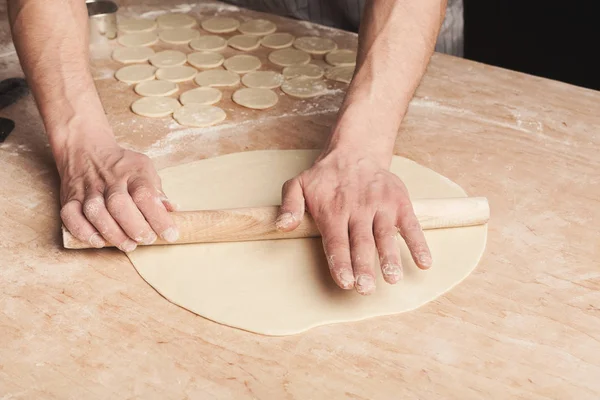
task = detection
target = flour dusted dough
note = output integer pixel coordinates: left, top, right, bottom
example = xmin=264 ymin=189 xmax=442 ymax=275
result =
xmin=201 ymin=17 xmax=240 ymax=33
xmin=187 ymin=52 xmax=224 ymax=69
xmin=131 ymin=96 xmax=180 ymax=117
xmin=115 ymin=64 xmax=156 ymax=84
xmin=232 ymin=88 xmax=279 ymax=109
xmin=238 ymin=19 xmax=277 ymax=36
xmin=282 ymin=64 xmax=324 ymax=80
xmin=325 ymin=49 xmax=357 ymax=66
xmin=159 ymin=28 xmax=200 ymax=44
xmin=112 ymin=46 xmax=155 ymax=64
xmin=241 ymin=71 xmax=284 ymax=89
xmin=281 ymin=77 xmax=327 ymax=98
xmin=223 ymin=55 xmax=261 ymax=73
xmin=325 ymin=65 xmax=355 ymax=83
xmin=194 ymin=69 xmax=240 ymax=87
xmin=118 ymin=32 xmax=158 ymax=47
xmin=190 ymin=35 xmax=228 ymax=52
xmin=156 ymin=66 xmax=197 ymax=82
xmin=134 ymin=80 xmax=178 ymax=97
xmin=179 ymin=87 xmax=222 ymax=105
xmin=268 ymin=48 xmax=311 ymax=67
xmin=127 ymin=150 xmax=487 ymax=336
xmin=173 ymin=104 xmax=226 ymax=127
xmin=293 ymin=36 xmax=337 ymax=55
xmin=157 ymin=13 xmax=197 ymax=29
xmin=228 ymin=35 xmax=261 ymax=51
xmin=149 ymin=50 xmax=187 ymax=68
xmin=118 ymin=18 xmax=156 ymax=33
xmin=261 ymin=32 xmax=295 ymax=49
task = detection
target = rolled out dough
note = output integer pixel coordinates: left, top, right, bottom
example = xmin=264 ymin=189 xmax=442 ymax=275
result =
xmin=127 ymin=150 xmax=487 ymax=336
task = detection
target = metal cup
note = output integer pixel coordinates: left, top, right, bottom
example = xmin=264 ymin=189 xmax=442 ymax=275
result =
xmin=86 ymin=0 xmax=118 ymax=44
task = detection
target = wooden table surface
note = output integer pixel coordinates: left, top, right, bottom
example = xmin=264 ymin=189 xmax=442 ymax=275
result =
xmin=1 ymin=1 xmax=599 ymax=399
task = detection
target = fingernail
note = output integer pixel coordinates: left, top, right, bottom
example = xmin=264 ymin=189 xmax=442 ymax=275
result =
xmin=418 ymin=253 xmax=432 ymax=268
xmin=161 ymin=227 xmax=179 ymax=243
xmin=382 ymin=263 xmax=403 ymax=282
xmin=339 ymin=270 xmax=355 ymax=289
xmin=89 ymin=233 xmax=106 ymax=248
xmin=120 ymin=239 xmax=137 ymax=253
xmin=141 ymin=231 xmax=158 ymax=245
xmin=356 ymin=275 xmax=375 ymax=295
xmin=275 ymin=212 xmax=294 ymax=230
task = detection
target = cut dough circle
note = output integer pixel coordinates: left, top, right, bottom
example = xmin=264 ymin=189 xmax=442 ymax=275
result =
xmin=187 ymin=52 xmax=225 ymax=69
xmin=261 ymin=32 xmax=295 ymax=49
xmin=227 ymin=34 xmax=261 ymax=51
xmin=157 ymin=13 xmax=197 ymax=29
xmin=159 ymin=28 xmax=200 ymax=44
xmin=293 ymin=36 xmax=337 ymax=55
xmin=201 ymin=17 xmax=240 ymax=33
xmin=127 ymin=150 xmax=488 ymax=336
xmin=268 ymin=48 xmax=311 ymax=67
xmin=117 ymin=32 xmax=158 ymax=47
xmin=179 ymin=87 xmax=222 ymax=105
xmin=112 ymin=46 xmax=155 ymax=64
xmin=223 ymin=55 xmax=261 ymax=73
xmin=241 ymin=71 xmax=284 ymax=89
xmin=238 ymin=19 xmax=277 ymax=36
xmin=173 ymin=104 xmax=226 ymax=127
xmin=190 ymin=35 xmax=228 ymax=52
xmin=232 ymin=88 xmax=279 ymax=109
xmin=194 ymin=69 xmax=240 ymax=87
xmin=131 ymin=96 xmax=180 ymax=117
xmin=155 ymin=65 xmax=197 ymax=82
xmin=325 ymin=65 xmax=355 ymax=83
xmin=149 ymin=50 xmax=187 ymax=68
xmin=281 ymin=77 xmax=327 ymax=98
xmin=118 ymin=18 xmax=156 ymax=33
xmin=134 ymin=80 xmax=179 ymax=97
xmin=282 ymin=64 xmax=324 ymax=80
xmin=325 ymin=49 xmax=357 ymax=66
xmin=114 ymin=64 xmax=156 ymax=84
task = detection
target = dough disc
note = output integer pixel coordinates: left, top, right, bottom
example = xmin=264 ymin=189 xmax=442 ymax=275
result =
xmin=227 ymin=34 xmax=261 ymax=51
xmin=190 ymin=35 xmax=228 ymax=52
xmin=156 ymin=66 xmax=197 ymax=82
xmin=187 ymin=52 xmax=225 ymax=69
xmin=118 ymin=18 xmax=157 ymax=33
xmin=261 ymin=33 xmax=295 ymax=49
xmin=131 ymin=96 xmax=180 ymax=117
xmin=112 ymin=46 xmax=155 ymax=64
xmin=159 ymin=28 xmax=200 ymax=44
xmin=134 ymin=80 xmax=179 ymax=97
xmin=127 ymin=150 xmax=488 ymax=336
xmin=194 ymin=69 xmax=240 ymax=87
xmin=281 ymin=77 xmax=327 ymax=98
xmin=325 ymin=65 xmax=355 ymax=83
xmin=293 ymin=36 xmax=337 ymax=55
xmin=232 ymin=88 xmax=278 ymax=109
xmin=201 ymin=17 xmax=240 ymax=33
xmin=179 ymin=87 xmax=222 ymax=105
xmin=173 ymin=104 xmax=226 ymax=127
xmin=115 ymin=64 xmax=156 ymax=84
xmin=149 ymin=50 xmax=187 ymax=68
xmin=268 ymin=48 xmax=311 ymax=67
xmin=238 ymin=19 xmax=277 ymax=36
xmin=223 ymin=55 xmax=261 ymax=73
xmin=157 ymin=13 xmax=197 ymax=29
xmin=117 ymin=32 xmax=158 ymax=47
xmin=282 ymin=64 xmax=324 ymax=80
xmin=325 ymin=49 xmax=357 ymax=66
xmin=241 ymin=71 xmax=284 ymax=89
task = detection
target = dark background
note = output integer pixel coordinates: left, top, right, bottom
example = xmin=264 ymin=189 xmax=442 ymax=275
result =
xmin=463 ymin=1 xmax=599 ymax=91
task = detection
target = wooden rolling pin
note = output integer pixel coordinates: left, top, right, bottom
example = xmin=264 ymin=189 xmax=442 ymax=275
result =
xmin=62 ymin=197 xmax=489 ymax=249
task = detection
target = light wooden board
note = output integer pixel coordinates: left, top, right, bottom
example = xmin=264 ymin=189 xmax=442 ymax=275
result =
xmin=0 ymin=1 xmax=599 ymax=399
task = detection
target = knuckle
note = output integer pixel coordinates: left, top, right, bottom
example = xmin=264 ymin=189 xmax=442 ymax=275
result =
xmin=83 ymin=197 xmax=104 ymax=219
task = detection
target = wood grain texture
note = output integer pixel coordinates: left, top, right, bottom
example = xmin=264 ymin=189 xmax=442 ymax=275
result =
xmin=0 ymin=1 xmax=599 ymax=399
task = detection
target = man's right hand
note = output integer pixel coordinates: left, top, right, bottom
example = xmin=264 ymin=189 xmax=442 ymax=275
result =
xmin=57 ymin=134 xmax=179 ymax=252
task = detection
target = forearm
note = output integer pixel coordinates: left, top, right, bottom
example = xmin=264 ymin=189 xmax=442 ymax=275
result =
xmin=325 ymin=0 xmax=446 ymax=163
xmin=8 ymin=0 xmax=113 ymax=161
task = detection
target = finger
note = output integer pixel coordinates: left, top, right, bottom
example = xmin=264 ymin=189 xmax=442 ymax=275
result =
xmin=156 ymin=187 xmax=180 ymax=212
xmin=373 ymin=211 xmax=403 ymax=284
xmin=83 ymin=195 xmax=137 ymax=252
xmin=129 ymin=178 xmax=178 ymax=243
xmin=348 ymin=216 xmax=377 ymax=295
xmin=275 ymin=178 xmax=305 ymax=232
xmin=397 ymin=202 xmax=432 ymax=269
xmin=61 ymin=199 xmax=106 ymax=248
xmin=106 ymin=184 xmax=157 ymax=245
xmin=319 ymin=214 xmax=354 ymax=290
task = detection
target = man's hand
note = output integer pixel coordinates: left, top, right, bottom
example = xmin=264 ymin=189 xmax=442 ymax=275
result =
xmin=58 ymin=134 xmax=178 ymax=252
xmin=275 ymin=149 xmax=432 ymax=295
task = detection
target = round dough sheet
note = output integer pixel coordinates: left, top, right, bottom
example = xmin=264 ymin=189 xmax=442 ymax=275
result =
xmin=128 ymin=150 xmax=488 ymax=336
